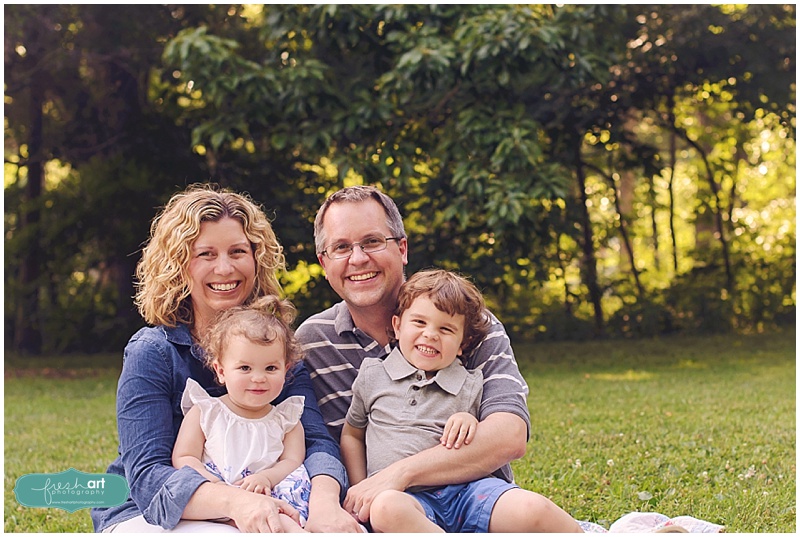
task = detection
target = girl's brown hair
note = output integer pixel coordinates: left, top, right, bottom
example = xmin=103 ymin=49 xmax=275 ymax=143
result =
xmin=134 ymin=184 xmax=285 ymax=327
xmin=200 ymin=295 xmax=303 ymax=376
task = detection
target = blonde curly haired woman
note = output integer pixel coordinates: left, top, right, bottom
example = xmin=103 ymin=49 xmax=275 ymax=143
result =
xmin=91 ymin=184 xmax=346 ymax=533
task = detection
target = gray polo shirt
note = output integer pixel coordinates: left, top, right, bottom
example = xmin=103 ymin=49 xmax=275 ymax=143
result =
xmin=297 ymin=300 xmax=530 ymax=483
xmin=346 ymin=347 xmax=483 ymax=478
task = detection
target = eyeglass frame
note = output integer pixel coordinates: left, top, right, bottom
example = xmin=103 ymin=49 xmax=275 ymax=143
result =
xmin=320 ymin=235 xmax=403 ymax=259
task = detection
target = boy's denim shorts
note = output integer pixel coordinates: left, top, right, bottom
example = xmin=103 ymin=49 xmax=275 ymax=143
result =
xmin=410 ymin=478 xmax=519 ymax=532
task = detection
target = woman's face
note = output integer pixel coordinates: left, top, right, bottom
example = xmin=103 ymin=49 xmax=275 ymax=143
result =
xmin=188 ymin=217 xmax=256 ymax=333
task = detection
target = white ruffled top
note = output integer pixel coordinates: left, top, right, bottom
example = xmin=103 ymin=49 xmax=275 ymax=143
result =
xmin=180 ymin=377 xmax=305 ymax=484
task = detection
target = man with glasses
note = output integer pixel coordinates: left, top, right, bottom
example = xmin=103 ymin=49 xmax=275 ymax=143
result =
xmin=296 ymin=185 xmax=532 ymax=532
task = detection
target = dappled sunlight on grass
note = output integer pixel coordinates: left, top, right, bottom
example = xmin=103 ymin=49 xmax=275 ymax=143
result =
xmin=674 ymin=359 xmax=710 ymax=370
xmin=590 ymin=369 xmax=656 ymax=381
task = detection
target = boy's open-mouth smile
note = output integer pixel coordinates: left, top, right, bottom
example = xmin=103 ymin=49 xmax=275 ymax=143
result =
xmin=415 ymin=344 xmax=439 ymax=357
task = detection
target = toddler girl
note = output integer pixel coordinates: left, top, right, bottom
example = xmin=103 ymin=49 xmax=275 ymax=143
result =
xmin=172 ymin=295 xmax=310 ymax=532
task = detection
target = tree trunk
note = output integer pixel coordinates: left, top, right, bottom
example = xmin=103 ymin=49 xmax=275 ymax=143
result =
xmin=575 ymin=147 xmax=605 ymax=336
xmin=683 ymin=134 xmax=734 ymax=290
xmin=667 ymin=129 xmax=679 ymax=273
xmin=611 ymin=168 xmax=645 ymax=300
xmin=589 ymin=161 xmax=645 ymax=301
xmin=647 ymin=174 xmax=660 ymax=271
xmin=14 ymin=82 xmax=44 ymax=353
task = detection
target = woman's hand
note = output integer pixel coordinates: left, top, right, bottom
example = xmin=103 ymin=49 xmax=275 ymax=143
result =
xmin=229 ymin=492 xmax=300 ymax=533
xmin=440 ymin=412 xmax=478 ymax=449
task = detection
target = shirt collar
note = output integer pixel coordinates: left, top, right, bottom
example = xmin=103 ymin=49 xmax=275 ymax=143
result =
xmin=162 ymin=323 xmax=205 ymax=363
xmin=162 ymin=323 xmax=193 ymax=346
xmin=333 ymin=301 xmax=357 ymax=336
xmin=382 ymin=347 xmax=469 ymax=396
xmin=333 ymin=301 xmax=391 ymax=355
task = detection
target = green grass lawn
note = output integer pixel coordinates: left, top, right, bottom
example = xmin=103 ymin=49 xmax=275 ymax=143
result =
xmin=4 ymin=330 xmax=796 ymax=532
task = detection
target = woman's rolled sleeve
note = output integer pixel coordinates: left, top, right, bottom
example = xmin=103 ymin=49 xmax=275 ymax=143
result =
xmin=141 ymin=466 xmax=208 ymax=528
xmin=116 ymin=333 xmax=205 ymax=529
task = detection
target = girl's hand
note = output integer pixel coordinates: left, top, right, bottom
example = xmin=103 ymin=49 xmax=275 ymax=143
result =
xmin=440 ymin=412 xmax=478 ymax=449
xmin=235 ymin=473 xmax=273 ymax=495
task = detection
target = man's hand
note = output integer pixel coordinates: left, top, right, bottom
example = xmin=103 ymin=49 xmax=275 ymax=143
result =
xmin=304 ymin=495 xmax=364 ymax=533
xmin=305 ymin=474 xmax=365 ymax=533
xmin=343 ymin=464 xmax=408 ymax=524
xmin=343 ymin=412 xmax=527 ymax=524
xmin=440 ymin=412 xmax=478 ymax=449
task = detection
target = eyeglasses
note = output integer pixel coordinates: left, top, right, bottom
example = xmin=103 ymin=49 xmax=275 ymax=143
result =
xmin=322 ymin=235 xmax=402 ymax=259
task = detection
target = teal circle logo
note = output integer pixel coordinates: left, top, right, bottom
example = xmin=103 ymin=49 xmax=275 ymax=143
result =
xmin=14 ymin=468 xmax=129 ymax=513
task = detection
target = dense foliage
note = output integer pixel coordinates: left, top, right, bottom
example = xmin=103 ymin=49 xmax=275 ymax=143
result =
xmin=4 ymin=5 xmax=795 ymax=354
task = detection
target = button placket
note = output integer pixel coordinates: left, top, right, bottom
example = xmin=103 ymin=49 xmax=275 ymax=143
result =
xmin=409 ymin=372 xmax=426 ymax=407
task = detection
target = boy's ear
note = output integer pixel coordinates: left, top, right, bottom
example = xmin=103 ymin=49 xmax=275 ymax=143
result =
xmin=458 ymin=336 xmax=471 ymax=356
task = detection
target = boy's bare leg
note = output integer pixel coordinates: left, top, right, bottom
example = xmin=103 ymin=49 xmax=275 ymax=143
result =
xmin=369 ymin=490 xmax=444 ymax=533
xmin=488 ymin=489 xmax=584 ymax=533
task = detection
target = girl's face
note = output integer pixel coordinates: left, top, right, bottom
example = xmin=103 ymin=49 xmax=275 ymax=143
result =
xmin=188 ymin=217 xmax=256 ymax=334
xmin=391 ymin=294 xmax=465 ymax=375
xmin=212 ymin=335 xmax=288 ymax=419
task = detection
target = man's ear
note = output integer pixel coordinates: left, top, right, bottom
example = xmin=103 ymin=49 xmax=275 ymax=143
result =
xmin=397 ymin=237 xmax=409 ymax=267
xmin=318 ymin=254 xmax=329 ymax=280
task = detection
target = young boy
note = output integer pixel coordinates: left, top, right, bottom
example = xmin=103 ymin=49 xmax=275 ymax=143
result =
xmin=340 ymin=269 xmax=583 ymax=533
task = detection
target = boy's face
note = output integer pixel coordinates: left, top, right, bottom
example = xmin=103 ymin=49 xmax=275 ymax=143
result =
xmin=392 ymin=294 xmax=465 ymax=374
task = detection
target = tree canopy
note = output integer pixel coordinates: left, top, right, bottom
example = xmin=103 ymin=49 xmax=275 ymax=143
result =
xmin=5 ymin=4 xmax=796 ymax=354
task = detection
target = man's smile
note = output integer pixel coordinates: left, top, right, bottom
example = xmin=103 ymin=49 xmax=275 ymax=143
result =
xmin=348 ymin=272 xmax=378 ymax=282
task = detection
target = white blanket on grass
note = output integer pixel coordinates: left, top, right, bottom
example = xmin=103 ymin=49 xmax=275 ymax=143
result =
xmin=579 ymin=512 xmax=725 ymax=533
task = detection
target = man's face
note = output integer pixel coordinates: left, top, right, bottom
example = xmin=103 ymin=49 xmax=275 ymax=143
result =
xmin=318 ymin=199 xmax=408 ymax=312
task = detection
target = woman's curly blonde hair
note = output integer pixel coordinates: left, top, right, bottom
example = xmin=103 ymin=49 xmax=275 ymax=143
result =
xmin=134 ymin=184 xmax=285 ymax=327
xmin=200 ymin=295 xmax=303 ymax=377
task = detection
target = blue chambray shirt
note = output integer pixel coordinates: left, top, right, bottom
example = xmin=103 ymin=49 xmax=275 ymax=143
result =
xmin=91 ymin=324 xmax=347 ymax=531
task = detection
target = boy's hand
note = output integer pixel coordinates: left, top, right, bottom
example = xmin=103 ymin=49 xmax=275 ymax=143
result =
xmin=235 ymin=473 xmax=273 ymax=495
xmin=441 ymin=412 xmax=478 ymax=449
